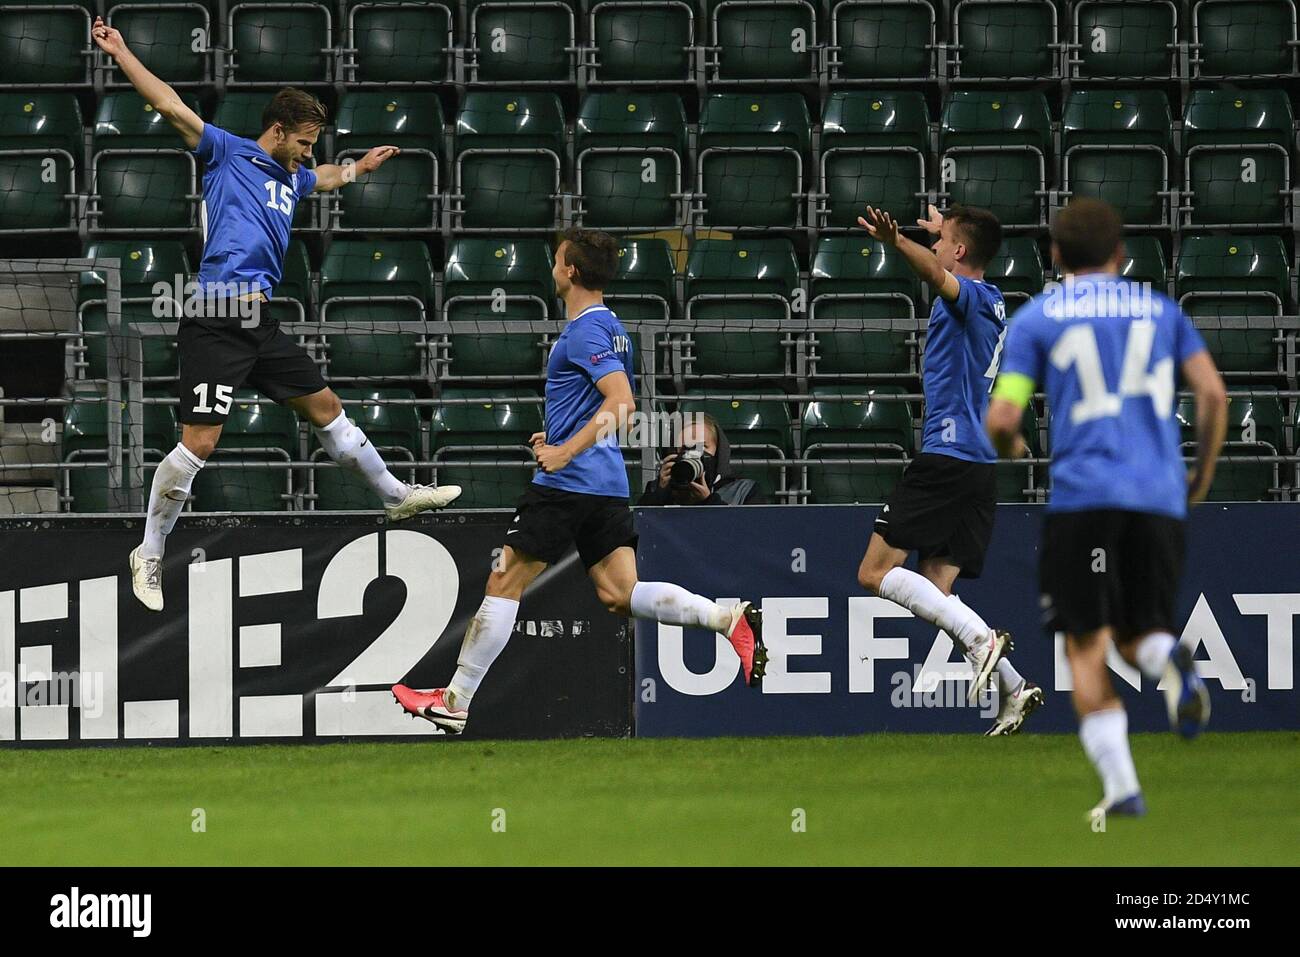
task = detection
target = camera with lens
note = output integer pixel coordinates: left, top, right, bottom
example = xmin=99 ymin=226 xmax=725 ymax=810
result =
xmin=669 ymin=447 xmax=706 ymax=489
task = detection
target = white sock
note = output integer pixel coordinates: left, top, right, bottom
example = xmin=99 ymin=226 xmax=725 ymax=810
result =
xmin=878 ymin=568 xmax=990 ymax=651
xmin=630 ymin=581 xmax=732 ymax=633
xmin=139 ymin=443 xmax=204 ymax=559
xmin=447 ymin=596 xmax=520 ymax=708
xmin=313 ymin=410 xmax=410 ymax=507
xmin=1079 ymin=708 xmax=1141 ymax=803
xmin=946 ymin=595 xmax=1025 ymax=693
xmin=1134 ymin=631 xmax=1177 ymax=681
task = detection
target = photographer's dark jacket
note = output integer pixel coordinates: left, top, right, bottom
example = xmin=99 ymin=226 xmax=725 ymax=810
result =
xmin=636 ymin=427 xmax=768 ymax=506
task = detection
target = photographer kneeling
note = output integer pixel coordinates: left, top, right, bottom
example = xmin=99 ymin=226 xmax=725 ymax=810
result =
xmin=638 ymin=413 xmax=767 ymax=506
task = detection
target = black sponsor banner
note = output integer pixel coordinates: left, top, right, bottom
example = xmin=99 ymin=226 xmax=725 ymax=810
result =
xmin=0 ymin=514 xmax=631 ymax=745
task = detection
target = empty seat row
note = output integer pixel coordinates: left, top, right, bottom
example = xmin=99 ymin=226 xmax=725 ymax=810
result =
xmin=3 ymin=1 xmax=1297 ymax=88
xmin=50 ymin=383 xmax=1298 ymax=511
xmin=5 ymin=86 xmax=1298 ymax=236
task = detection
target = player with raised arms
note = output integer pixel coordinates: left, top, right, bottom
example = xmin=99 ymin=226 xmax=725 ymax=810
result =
xmin=987 ymin=198 xmax=1226 ymax=818
xmin=392 ymin=229 xmax=765 ymax=732
xmin=855 ymin=204 xmax=1042 ymax=735
xmin=92 ymin=19 xmax=461 ymax=612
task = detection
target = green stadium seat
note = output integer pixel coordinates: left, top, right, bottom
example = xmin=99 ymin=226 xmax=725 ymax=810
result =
xmin=440 ymin=238 xmax=555 ymax=381
xmin=106 ymin=1 xmax=213 ymax=85
xmin=431 ymin=388 xmax=544 ymax=508
xmin=819 ymin=91 xmax=929 ymax=229
xmin=90 ymin=91 xmax=199 ymax=234
xmin=78 ymin=240 xmax=190 ymax=381
xmin=588 ymin=0 xmax=695 ymax=84
xmin=341 ymin=0 xmax=453 ymax=84
xmin=62 ymin=396 xmax=177 ymax=512
xmin=227 ymin=1 xmax=332 ymax=85
xmin=801 ymin=386 xmax=913 ymax=504
xmin=268 ymin=239 xmax=312 ymax=324
xmin=210 ymin=93 xmax=319 ymax=231
xmin=1116 ymin=235 xmax=1169 ymax=292
xmin=1177 ymin=392 xmax=1287 ymax=500
xmin=332 ymin=91 xmax=443 ymax=232
xmin=1070 ymin=0 xmax=1178 ymax=79
xmin=683 ymin=238 xmax=800 ymax=379
xmin=1176 ymin=235 xmax=1291 ymax=378
xmin=0 ymin=0 xmax=93 ymax=86
xmin=1061 ymin=89 xmax=1173 ymax=228
xmin=0 ymin=93 xmax=81 ymax=234
xmin=312 ymin=388 xmax=421 ymax=510
xmin=192 ymin=390 xmax=296 ymax=511
xmin=467 ymin=0 xmax=576 ymax=84
xmin=606 ymin=238 xmax=677 ymax=327
xmin=940 ymin=91 xmax=1051 ymax=228
xmin=576 ymin=92 xmax=687 ymax=230
xmin=453 ymin=91 xmax=564 ymax=231
xmin=706 ymin=0 xmax=818 ymax=83
xmin=995 ymin=403 xmax=1041 ymax=503
xmin=984 ymin=236 xmax=1044 ymax=313
xmin=952 ymin=0 xmax=1058 ymax=80
xmin=695 ymin=93 xmax=811 ymax=229
xmin=828 ymin=0 xmax=935 ymax=82
xmin=809 ymin=237 xmax=923 ymax=379
xmin=1182 ymin=88 xmax=1294 ymax=228
xmin=1192 ymin=0 xmax=1298 ymax=78
xmin=678 ymin=390 xmax=793 ymax=499
xmin=319 ymin=240 xmax=435 ymax=380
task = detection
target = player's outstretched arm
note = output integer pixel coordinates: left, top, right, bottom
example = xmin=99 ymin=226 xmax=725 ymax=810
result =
xmin=1182 ymin=350 xmax=1228 ymax=505
xmin=92 ymin=17 xmax=203 ymax=150
xmin=858 ymin=205 xmax=962 ymax=302
xmin=314 ymin=146 xmax=401 ymax=192
xmin=534 ymin=372 xmax=636 ymax=474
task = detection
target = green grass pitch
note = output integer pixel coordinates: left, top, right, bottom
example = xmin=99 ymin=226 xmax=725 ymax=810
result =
xmin=1 ymin=732 xmax=1295 ymax=866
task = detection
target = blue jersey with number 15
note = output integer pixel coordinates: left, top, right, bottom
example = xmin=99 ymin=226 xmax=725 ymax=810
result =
xmin=998 ymin=273 xmax=1207 ymax=519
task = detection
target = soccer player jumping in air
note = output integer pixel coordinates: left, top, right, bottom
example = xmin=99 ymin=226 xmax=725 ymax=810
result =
xmin=393 ymin=229 xmax=765 ymax=733
xmin=988 ymin=199 xmax=1225 ymax=818
xmin=92 ymin=20 xmax=461 ymax=613
xmin=855 ymin=204 xmax=1042 ymax=735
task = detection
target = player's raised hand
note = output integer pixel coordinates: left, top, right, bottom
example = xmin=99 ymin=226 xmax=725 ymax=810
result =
xmin=91 ymin=16 xmax=128 ymax=59
xmin=916 ymin=204 xmax=944 ymax=235
xmin=857 ymin=206 xmax=901 ymax=246
xmin=356 ymin=145 xmax=400 ymax=175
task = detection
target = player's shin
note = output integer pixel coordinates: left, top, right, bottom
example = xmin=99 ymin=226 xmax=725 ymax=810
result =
xmin=1079 ymin=707 xmax=1142 ymax=805
xmin=879 ymin=568 xmax=989 ymax=649
xmin=140 ymin=443 xmax=205 ymax=559
xmin=446 ymin=596 xmax=520 ymax=709
xmin=629 ymin=581 xmax=731 ymax=632
xmin=313 ymin=410 xmax=409 ymax=507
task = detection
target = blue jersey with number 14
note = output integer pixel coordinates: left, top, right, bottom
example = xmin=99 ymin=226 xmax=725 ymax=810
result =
xmin=998 ymin=274 xmax=1207 ymax=519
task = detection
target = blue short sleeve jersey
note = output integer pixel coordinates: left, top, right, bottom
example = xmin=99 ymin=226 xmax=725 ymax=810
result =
xmin=192 ymin=123 xmax=316 ymax=298
xmin=920 ymin=275 xmax=1008 ymax=463
xmin=998 ymin=273 xmax=1208 ymax=519
xmin=532 ymin=304 xmax=636 ymax=498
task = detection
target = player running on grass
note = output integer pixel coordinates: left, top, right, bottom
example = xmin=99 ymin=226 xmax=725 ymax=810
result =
xmin=92 ymin=19 xmax=461 ymax=613
xmin=392 ymin=229 xmax=765 ymax=733
xmin=855 ymin=203 xmax=1043 ymax=735
xmin=987 ymin=198 xmax=1224 ymax=819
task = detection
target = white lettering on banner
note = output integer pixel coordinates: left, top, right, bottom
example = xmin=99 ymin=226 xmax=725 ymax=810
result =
xmin=1233 ymin=593 xmax=1300 ymax=690
xmin=762 ymin=597 xmax=831 ymax=694
xmin=188 ymin=558 xmax=233 ymax=737
xmin=1174 ymin=594 xmax=1247 ymax=691
xmin=657 ymin=597 xmax=740 ymax=695
xmin=79 ymin=577 xmax=118 ymax=740
xmin=847 ymin=597 xmax=911 ymax=693
xmin=913 ymin=630 xmax=974 ymax=692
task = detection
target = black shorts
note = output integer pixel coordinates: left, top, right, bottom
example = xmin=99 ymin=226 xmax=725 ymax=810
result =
xmin=177 ymin=297 xmax=326 ymax=425
xmin=1040 ymin=509 xmax=1186 ymax=639
xmin=505 ymin=484 xmax=638 ymax=568
xmin=874 ymin=452 xmax=997 ymax=578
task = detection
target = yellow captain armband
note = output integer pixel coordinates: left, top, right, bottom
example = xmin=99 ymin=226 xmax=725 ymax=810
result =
xmin=991 ymin=372 xmax=1034 ymax=408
